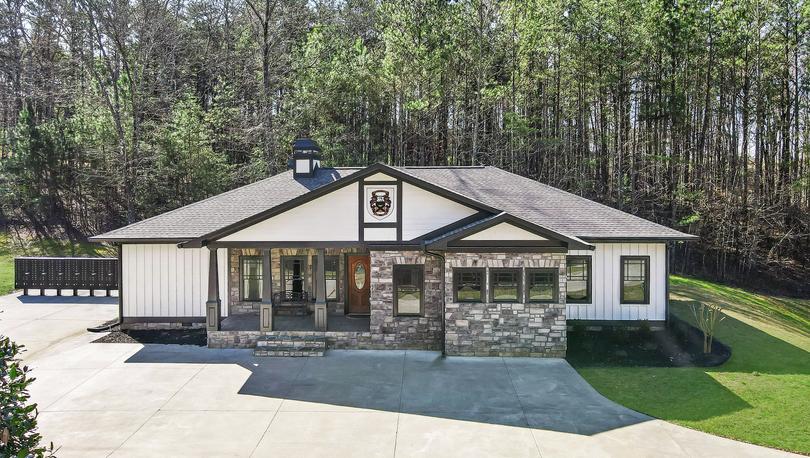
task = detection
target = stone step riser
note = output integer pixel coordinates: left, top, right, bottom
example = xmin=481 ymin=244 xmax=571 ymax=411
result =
xmin=273 ymin=309 xmax=309 ymax=317
xmin=256 ymin=341 xmax=326 ymax=349
xmin=253 ymin=346 xmax=324 ymax=357
xmin=257 ymin=335 xmax=326 ymax=343
xmin=254 ymin=331 xmax=328 ymax=356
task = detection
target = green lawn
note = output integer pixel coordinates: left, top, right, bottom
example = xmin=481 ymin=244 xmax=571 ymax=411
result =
xmin=572 ymin=275 xmax=810 ymax=454
xmin=0 ymin=233 xmax=113 ymax=295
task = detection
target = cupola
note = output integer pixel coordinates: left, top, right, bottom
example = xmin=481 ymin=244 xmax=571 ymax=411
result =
xmin=291 ymin=137 xmax=321 ymax=178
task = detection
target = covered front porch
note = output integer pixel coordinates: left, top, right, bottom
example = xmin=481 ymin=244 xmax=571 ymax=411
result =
xmin=203 ymin=243 xmax=371 ymax=333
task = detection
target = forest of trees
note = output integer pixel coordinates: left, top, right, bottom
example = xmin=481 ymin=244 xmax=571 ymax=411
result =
xmin=0 ymin=0 xmax=808 ymax=293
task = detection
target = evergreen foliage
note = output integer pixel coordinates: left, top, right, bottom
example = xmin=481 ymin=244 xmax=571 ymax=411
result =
xmin=0 ymin=0 xmax=807 ymax=291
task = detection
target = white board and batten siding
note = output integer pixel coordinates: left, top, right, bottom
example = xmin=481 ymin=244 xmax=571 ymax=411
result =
xmin=567 ymin=243 xmax=667 ymax=321
xmin=401 ymin=182 xmax=478 ymax=240
xmin=219 ymin=183 xmax=358 ymax=242
xmin=461 ymin=222 xmax=547 ymax=241
xmin=122 ymin=244 xmax=229 ymax=318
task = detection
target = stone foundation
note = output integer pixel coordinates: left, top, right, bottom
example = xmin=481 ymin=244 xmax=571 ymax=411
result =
xmin=444 ymin=253 xmax=567 ymax=357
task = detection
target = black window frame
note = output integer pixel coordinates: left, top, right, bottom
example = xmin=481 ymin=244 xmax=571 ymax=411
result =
xmin=488 ymin=268 xmax=522 ymax=303
xmin=566 ymin=256 xmax=592 ymax=303
xmin=240 ymin=255 xmax=263 ymax=302
xmin=452 ymin=268 xmax=485 ymax=303
xmin=620 ymin=256 xmax=651 ymax=304
xmin=393 ymin=264 xmax=424 ymax=316
xmin=312 ymin=255 xmax=340 ymax=301
xmin=525 ymin=268 xmax=558 ymax=303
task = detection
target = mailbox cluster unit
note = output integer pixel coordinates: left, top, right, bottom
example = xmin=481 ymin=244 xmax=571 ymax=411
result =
xmin=14 ymin=257 xmax=118 ymax=296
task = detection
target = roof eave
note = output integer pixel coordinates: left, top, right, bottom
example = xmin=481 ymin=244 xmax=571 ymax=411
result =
xmin=87 ymin=236 xmax=191 ymax=244
xmin=580 ymin=234 xmax=699 ymax=243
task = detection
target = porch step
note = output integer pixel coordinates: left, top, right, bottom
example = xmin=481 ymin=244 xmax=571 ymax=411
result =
xmin=273 ymin=304 xmax=310 ymax=317
xmin=253 ymin=334 xmax=326 ymax=357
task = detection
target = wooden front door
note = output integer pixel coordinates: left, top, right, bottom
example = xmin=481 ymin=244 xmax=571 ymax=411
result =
xmin=347 ymin=255 xmax=370 ymax=314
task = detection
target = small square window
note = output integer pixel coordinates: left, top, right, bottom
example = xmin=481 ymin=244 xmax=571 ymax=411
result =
xmin=453 ymin=268 xmax=484 ymax=302
xmin=526 ymin=269 xmax=557 ymax=303
xmin=489 ymin=269 xmax=521 ymax=303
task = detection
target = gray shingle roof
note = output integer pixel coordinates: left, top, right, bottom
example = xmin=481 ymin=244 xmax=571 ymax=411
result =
xmin=91 ymin=164 xmax=694 ymax=242
xmin=90 ymin=168 xmax=361 ymax=242
xmin=397 ymin=166 xmax=694 ymax=240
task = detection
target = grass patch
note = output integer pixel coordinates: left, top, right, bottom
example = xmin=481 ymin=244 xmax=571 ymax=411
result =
xmin=0 ymin=233 xmax=112 ymax=295
xmin=572 ymin=275 xmax=810 ymax=454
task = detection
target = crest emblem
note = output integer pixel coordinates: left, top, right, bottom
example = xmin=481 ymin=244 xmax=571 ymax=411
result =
xmin=369 ymin=190 xmax=392 ymax=218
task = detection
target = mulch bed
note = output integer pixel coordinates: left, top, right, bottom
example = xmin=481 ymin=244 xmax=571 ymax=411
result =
xmin=91 ymin=327 xmax=207 ymax=346
xmin=566 ymin=315 xmax=731 ymax=367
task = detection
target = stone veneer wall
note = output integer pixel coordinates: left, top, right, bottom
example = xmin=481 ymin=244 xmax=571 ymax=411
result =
xmin=444 ymin=253 xmax=567 ymax=357
xmin=228 ymin=247 xmax=359 ymax=315
xmin=369 ymin=250 xmax=443 ymax=350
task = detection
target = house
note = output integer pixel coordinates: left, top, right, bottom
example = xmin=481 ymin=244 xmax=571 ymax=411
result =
xmin=90 ymin=138 xmax=696 ymax=357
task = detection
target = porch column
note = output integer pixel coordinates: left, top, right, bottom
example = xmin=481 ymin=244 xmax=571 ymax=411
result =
xmin=314 ymin=248 xmax=327 ymax=331
xmin=260 ymin=249 xmax=273 ymax=332
xmin=205 ymin=248 xmax=221 ymax=331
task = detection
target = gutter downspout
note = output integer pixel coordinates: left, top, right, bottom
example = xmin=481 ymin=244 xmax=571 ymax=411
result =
xmin=423 ymin=244 xmax=446 ymax=357
xmin=665 ymin=242 xmax=672 ymax=327
xmin=87 ymin=243 xmax=124 ymax=332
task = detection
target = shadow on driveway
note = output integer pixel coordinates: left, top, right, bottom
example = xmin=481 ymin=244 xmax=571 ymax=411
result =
xmin=125 ymin=345 xmax=651 ymax=435
xmin=16 ymin=294 xmax=118 ymax=305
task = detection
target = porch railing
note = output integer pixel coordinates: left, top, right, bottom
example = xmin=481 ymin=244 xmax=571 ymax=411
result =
xmin=273 ymin=291 xmax=310 ymax=303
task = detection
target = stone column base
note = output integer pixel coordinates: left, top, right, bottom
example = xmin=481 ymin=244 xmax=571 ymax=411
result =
xmin=260 ymin=302 xmax=273 ymax=331
xmin=206 ymin=300 xmax=221 ymax=331
xmin=314 ymin=302 xmax=327 ymax=331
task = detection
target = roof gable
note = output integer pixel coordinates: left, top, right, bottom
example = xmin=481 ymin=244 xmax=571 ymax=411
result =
xmin=185 ymin=163 xmax=497 ymax=246
xmin=460 ymin=222 xmax=548 ymax=241
xmin=426 ymin=212 xmax=592 ymax=250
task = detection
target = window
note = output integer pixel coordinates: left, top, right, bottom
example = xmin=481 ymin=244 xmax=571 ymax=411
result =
xmin=312 ymin=255 xmax=339 ymax=301
xmin=453 ymin=268 xmax=484 ymax=302
xmin=282 ymin=257 xmax=307 ymax=299
xmin=566 ymin=256 xmax=591 ymax=303
xmin=526 ymin=269 xmax=557 ymax=303
xmin=489 ymin=269 xmax=521 ymax=302
xmin=393 ymin=265 xmax=423 ymax=316
xmin=241 ymin=256 xmax=262 ymax=301
xmin=325 ymin=256 xmax=339 ymax=300
xmin=621 ymin=256 xmax=650 ymax=304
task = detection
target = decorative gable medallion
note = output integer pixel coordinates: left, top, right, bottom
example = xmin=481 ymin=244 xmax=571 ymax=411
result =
xmin=364 ymin=184 xmax=397 ymax=223
xmin=369 ymin=190 xmax=392 ymax=217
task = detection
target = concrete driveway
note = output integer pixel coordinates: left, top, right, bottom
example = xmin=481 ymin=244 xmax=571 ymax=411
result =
xmin=0 ymin=292 xmax=797 ymax=457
